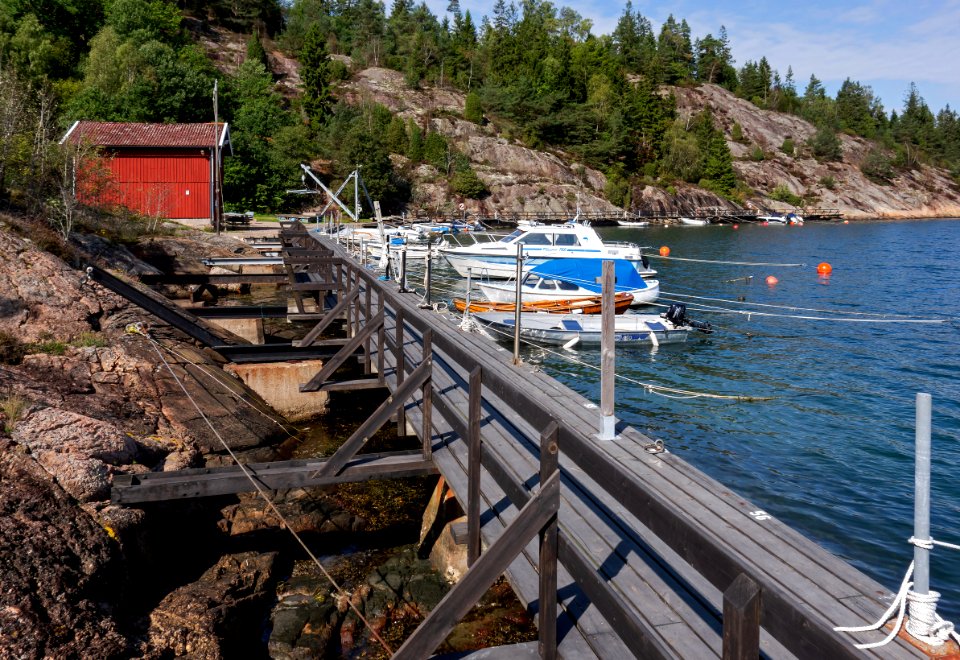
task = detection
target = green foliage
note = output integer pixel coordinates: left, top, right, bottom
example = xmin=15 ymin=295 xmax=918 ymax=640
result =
xmin=300 ymin=25 xmax=332 ymax=127
xmin=770 ymin=183 xmax=802 ymax=206
xmin=730 ymin=122 xmax=744 ymax=143
xmin=861 ymin=148 xmax=895 ymax=182
xmin=1 ymin=392 xmax=28 ymax=431
xmin=406 ymin=120 xmax=424 ymax=161
xmin=819 ymin=175 xmax=836 ymax=190
xmin=107 ymin=0 xmax=183 ymax=43
xmin=451 ymin=167 xmax=487 ymax=197
xmin=464 ymin=90 xmax=483 ymax=123
xmin=750 ymin=146 xmax=764 ymax=161
xmin=73 ymin=332 xmax=108 ymax=347
xmin=808 ymin=126 xmax=843 ymax=161
xmin=385 ymin=116 xmax=409 ymax=154
xmin=604 ymin=164 xmax=630 ymax=207
xmin=780 ymin=138 xmax=794 ymax=156
xmin=246 ymin=32 xmax=268 ymax=66
xmin=423 ymin=131 xmax=449 ymax=171
xmin=0 ymin=331 xmax=26 ymax=365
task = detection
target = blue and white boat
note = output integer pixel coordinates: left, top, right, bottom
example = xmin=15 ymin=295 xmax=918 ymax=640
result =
xmin=440 ymin=221 xmax=655 ymax=279
xmin=472 ymin=304 xmax=711 ymax=347
xmin=476 ymin=258 xmax=660 ymax=306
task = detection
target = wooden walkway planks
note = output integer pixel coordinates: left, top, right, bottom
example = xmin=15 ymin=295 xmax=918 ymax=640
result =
xmin=308 ymin=231 xmax=921 ymax=659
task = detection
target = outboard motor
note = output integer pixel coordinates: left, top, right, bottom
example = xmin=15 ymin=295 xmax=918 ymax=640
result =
xmin=664 ymin=303 xmax=687 ymax=325
xmin=663 ymin=303 xmax=713 ymax=333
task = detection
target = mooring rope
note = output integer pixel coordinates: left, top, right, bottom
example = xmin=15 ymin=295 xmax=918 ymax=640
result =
xmin=657 ymin=295 xmax=948 ymax=324
xmin=153 ymin=341 xmax=299 ymax=439
xmin=834 ymin=536 xmax=960 ymax=649
xmin=125 ymin=323 xmax=395 ymax=656
xmin=661 ymin=290 xmax=942 ymax=319
xmin=647 ymin=254 xmax=806 ymax=267
xmin=462 ymin=316 xmax=772 ymax=402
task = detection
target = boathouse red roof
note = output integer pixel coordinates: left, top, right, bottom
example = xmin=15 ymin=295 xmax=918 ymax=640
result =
xmin=61 ymin=121 xmax=230 ymax=150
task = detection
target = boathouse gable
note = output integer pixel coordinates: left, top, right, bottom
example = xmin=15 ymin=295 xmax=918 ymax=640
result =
xmin=60 ymin=121 xmax=232 ymax=221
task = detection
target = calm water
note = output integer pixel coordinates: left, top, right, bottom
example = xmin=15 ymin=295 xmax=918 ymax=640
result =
xmin=429 ymin=219 xmax=960 ymax=619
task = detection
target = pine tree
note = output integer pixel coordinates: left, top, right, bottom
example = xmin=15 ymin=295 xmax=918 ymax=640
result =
xmin=300 ymin=25 xmax=331 ymax=127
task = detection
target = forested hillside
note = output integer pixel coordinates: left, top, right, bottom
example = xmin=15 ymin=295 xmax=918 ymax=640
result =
xmin=2 ymin=0 xmax=959 ymax=219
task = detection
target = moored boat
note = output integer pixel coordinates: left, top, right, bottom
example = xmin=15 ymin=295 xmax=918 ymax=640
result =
xmin=477 ymin=257 xmax=659 ymax=306
xmin=453 ymin=292 xmax=634 ymax=315
xmin=440 ymin=221 xmax=655 ymax=279
xmin=471 ymin=304 xmax=712 ymax=347
xmin=679 ymin=217 xmax=710 ymax=226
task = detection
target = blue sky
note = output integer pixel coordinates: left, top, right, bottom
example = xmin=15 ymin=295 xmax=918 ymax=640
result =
xmin=422 ymin=0 xmax=959 ymax=116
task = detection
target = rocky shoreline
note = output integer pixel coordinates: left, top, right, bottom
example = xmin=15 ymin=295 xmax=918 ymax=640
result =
xmin=0 ymin=214 xmax=535 ymax=658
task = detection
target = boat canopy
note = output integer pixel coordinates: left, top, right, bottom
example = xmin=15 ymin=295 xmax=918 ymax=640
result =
xmin=528 ymin=258 xmax=649 ymax=292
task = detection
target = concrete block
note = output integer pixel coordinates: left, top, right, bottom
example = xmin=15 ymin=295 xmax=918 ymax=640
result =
xmin=207 ymin=318 xmax=265 ymax=344
xmin=225 ymin=360 xmax=328 ymax=421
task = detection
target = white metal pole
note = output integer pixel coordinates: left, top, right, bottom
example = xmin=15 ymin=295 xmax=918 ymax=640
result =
xmin=599 ymin=260 xmax=616 ymax=440
xmin=914 ymin=392 xmax=932 ymax=595
xmin=512 ymin=244 xmax=523 ymax=365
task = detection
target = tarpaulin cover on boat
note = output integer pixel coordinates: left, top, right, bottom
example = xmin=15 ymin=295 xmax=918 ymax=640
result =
xmin=528 ymin=258 xmax=649 ymax=292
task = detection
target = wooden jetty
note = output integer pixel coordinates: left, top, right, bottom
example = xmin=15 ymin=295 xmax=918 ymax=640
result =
xmin=100 ymin=221 xmax=925 ymax=658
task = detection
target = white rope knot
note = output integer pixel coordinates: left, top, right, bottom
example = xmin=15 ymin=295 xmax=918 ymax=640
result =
xmin=909 ymin=536 xmax=935 ymax=550
xmin=906 ymin=590 xmax=956 ymax=646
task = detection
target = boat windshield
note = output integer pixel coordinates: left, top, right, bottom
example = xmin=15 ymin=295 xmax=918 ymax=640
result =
xmin=518 ymin=233 xmax=552 ymax=245
xmin=499 ymin=230 xmax=524 ymax=243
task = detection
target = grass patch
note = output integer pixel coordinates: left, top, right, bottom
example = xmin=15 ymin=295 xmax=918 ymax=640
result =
xmin=1 ymin=394 xmax=28 ymax=432
xmin=73 ymin=332 xmax=108 ymax=348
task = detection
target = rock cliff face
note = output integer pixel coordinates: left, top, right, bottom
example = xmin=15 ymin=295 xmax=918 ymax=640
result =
xmin=338 ymin=67 xmax=960 ymax=219
xmin=672 ymin=84 xmax=960 ymax=219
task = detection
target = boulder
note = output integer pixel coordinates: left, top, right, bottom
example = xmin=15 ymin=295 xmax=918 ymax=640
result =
xmin=0 ymin=439 xmax=127 ymax=658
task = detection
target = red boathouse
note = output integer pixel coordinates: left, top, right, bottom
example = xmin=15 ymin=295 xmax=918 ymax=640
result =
xmin=60 ymin=121 xmax=231 ymax=221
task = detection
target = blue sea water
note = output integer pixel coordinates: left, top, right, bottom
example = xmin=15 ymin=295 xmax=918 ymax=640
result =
xmin=516 ymin=219 xmax=960 ymax=620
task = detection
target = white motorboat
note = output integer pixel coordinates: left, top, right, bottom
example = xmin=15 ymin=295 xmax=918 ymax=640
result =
xmin=679 ymin=217 xmax=710 ymax=226
xmin=472 ymin=303 xmax=711 ymax=347
xmin=476 ymin=258 xmax=659 ymax=306
xmin=617 ymin=220 xmax=649 ymax=227
xmin=440 ymin=221 xmax=655 ymax=279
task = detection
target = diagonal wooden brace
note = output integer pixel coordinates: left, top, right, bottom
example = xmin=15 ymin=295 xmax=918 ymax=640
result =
xmin=300 ymin=309 xmax=384 ymax=391
xmin=311 ymin=357 xmax=432 ymax=478
xmin=295 ymin=287 xmax=360 ymax=347
xmin=393 ymin=471 xmax=561 ymax=660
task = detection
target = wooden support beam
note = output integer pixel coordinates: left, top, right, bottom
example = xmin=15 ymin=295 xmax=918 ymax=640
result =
xmin=111 ymin=451 xmax=437 ymax=503
xmin=421 ymin=329 xmax=433 ymax=461
xmin=538 ymin=421 xmax=559 ymax=660
xmin=723 ymin=574 xmax=761 ymax=660
xmin=313 ymin=358 xmax=433 ymax=478
xmin=319 ymin=378 xmax=385 ymax=392
xmin=392 ymin=471 xmax=561 ymax=660
xmin=295 ymin=287 xmax=359 ymax=347
xmin=300 ymin=309 xmax=384 ymax=391
xmin=467 ymin=366 xmax=482 ymax=567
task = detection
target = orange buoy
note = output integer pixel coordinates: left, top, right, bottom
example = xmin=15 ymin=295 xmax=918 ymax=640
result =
xmin=765 ymin=275 xmax=779 ymax=286
xmin=733 ymin=224 xmax=739 ymax=229
xmin=659 ymin=246 xmax=670 ymax=257
xmin=817 ymin=262 xmax=832 ymax=275
xmin=843 ymin=220 xmax=849 ymax=224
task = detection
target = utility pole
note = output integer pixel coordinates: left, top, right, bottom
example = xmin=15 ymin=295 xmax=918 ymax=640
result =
xmin=213 ymin=79 xmax=221 ymax=236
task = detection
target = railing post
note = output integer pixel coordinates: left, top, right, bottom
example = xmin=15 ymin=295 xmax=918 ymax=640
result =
xmin=512 ymin=243 xmax=523 ymax=365
xmin=395 ymin=307 xmax=406 ymax=436
xmin=722 ymin=573 xmax=761 ymax=660
xmin=400 ymin=247 xmax=408 ymax=292
xmin=539 ymin=421 xmax=560 ymax=660
xmin=363 ymin=284 xmax=372 ymax=374
xmin=467 ymin=366 xmax=482 ymax=566
xmin=421 ymin=329 xmax=433 ymax=461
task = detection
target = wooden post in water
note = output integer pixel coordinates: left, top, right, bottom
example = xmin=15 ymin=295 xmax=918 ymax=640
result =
xmin=598 ymin=260 xmax=616 ymax=440
xmin=512 ymin=244 xmax=523 ymax=365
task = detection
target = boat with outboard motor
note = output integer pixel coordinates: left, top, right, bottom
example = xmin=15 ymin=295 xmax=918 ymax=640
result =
xmin=475 ymin=257 xmax=659 ymax=306
xmin=471 ymin=303 xmax=712 ymax=347
xmin=440 ymin=220 xmax=656 ymax=279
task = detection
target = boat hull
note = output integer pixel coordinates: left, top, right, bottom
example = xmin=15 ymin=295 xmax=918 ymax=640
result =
xmin=472 ymin=312 xmax=691 ymax=346
xmin=478 ymin=278 xmax=660 ymax=306
xmin=454 ymin=293 xmax=633 ymax=315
